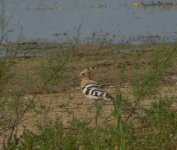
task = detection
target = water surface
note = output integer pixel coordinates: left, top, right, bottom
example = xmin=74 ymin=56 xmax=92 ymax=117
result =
xmin=2 ymin=0 xmax=177 ymax=44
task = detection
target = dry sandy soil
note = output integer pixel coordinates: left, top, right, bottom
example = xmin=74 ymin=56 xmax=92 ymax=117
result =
xmin=0 ymin=43 xmax=177 ymax=142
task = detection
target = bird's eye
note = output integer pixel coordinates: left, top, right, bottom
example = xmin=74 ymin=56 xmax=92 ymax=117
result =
xmin=82 ymin=73 xmax=85 ymax=76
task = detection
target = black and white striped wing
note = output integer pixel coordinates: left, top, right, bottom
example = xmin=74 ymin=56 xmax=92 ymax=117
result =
xmin=81 ymin=83 xmax=113 ymax=100
xmin=81 ymin=83 xmax=104 ymax=91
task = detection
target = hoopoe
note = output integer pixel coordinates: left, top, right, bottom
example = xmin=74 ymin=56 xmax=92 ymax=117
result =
xmin=79 ymin=66 xmax=114 ymax=102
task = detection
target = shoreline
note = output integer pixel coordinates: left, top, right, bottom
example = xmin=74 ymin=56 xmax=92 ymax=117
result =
xmin=0 ymin=41 xmax=175 ymax=58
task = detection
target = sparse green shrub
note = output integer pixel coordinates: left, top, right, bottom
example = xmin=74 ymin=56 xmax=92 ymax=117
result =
xmin=40 ymin=49 xmax=75 ymax=85
xmin=132 ymin=44 xmax=177 ymax=101
xmin=0 ymin=58 xmax=7 ymax=82
xmin=144 ymin=98 xmax=177 ymax=134
xmin=6 ymin=97 xmax=177 ymax=149
xmin=8 ymin=118 xmax=78 ymax=150
xmin=1 ymin=42 xmax=177 ymax=150
xmin=125 ymin=98 xmax=177 ymax=150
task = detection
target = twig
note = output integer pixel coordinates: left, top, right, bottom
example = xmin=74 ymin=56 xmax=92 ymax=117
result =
xmin=126 ymin=46 xmax=177 ymax=120
xmin=0 ymin=62 xmax=65 ymax=135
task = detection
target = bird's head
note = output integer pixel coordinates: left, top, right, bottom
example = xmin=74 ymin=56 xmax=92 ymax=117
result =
xmin=79 ymin=66 xmax=96 ymax=81
xmin=79 ymin=69 xmax=91 ymax=80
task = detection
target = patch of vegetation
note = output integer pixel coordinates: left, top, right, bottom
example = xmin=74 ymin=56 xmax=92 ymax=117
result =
xmin=5 ymin=97 xmax=177 ymax=149
xmin=40 ymin=49 xmax=75 ymax=85
xmin=1 ymin=43 xmax=177 ymax=150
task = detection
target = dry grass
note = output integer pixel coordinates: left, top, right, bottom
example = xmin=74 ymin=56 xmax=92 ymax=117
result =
xmin=1 ymin=44 xmax=177 ymax=120
xmin=0 ymin=43 xmax=177 ymax=149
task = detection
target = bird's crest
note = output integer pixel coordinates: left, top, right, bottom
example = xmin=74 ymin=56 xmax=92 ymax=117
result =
xmin=79 ymin=61 xmax=112 ymax=80
xmin=79 ymin=66 xmax=97 ymax=80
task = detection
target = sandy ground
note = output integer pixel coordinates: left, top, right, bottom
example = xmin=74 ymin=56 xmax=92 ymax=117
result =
xmin=17 ymin=85 xmax=177 ymax=133
xmin=0 ymin=43 xmax=177 ymax=145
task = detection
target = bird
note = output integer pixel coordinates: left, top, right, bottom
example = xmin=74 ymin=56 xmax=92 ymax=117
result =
xmin=79 ymin=66 xmax=114 ymax=103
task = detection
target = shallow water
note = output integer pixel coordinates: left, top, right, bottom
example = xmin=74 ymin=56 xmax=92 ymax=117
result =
xmin=2 ymin=0 xmax=177 ymax=44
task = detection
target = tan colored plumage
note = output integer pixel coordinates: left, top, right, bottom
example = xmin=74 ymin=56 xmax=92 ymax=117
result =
xmin=79 ymin=67 xmax=97 ymax=89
